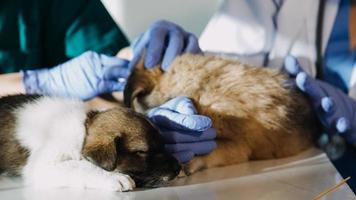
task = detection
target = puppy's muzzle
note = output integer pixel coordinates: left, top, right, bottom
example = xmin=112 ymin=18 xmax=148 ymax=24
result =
xmin=129 ymin=153 xmax=181 ymax=188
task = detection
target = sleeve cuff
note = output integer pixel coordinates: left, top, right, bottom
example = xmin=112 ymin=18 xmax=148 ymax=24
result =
xmin=20 ymin=70 xmax=41 ymax=94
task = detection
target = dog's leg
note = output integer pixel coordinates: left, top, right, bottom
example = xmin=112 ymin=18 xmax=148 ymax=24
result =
xmin=183 ymin=140 xmax=251 ymax=175
xmin=23 ymin=158 xmax=135 ymax=191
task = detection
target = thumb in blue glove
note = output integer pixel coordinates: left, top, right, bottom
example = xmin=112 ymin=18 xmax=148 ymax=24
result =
xmin=147 ymin=96 xmax=217 ymax=163
xmin=131 ymin=20 xmax=202 ymax=71
xmin=22 ymin=51 xmax=131 ymax=100
xmin=284 ymin=56 xmax=356 ymax=146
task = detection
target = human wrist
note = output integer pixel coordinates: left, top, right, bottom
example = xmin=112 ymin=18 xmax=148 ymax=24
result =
xmin=0 ymin=72 xmax=26 ymax=95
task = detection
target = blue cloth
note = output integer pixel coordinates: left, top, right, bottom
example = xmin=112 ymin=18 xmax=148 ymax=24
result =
xmin=324 ymin=0 xmax=356 ymax=93
xmin=324 ymin=0 xmax=356 ymax=193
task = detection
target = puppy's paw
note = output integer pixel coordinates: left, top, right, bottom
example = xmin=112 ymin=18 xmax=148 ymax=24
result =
xmin=101 ymin=173 xmax=135 ymax=192
xmin=182 ymin=157 xmax=206 ymax=175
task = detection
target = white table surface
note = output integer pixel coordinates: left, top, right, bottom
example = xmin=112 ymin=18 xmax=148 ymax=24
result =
xmin=0 ymin=148 xmax=355 ymax=200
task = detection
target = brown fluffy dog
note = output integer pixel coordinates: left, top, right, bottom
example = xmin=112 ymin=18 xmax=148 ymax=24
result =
xmin=124 ymin=54 xmax=319 ymax=175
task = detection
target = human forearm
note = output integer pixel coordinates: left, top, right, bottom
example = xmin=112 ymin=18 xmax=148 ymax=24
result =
xmin=0 ymin=72 xmax=25 ymax=96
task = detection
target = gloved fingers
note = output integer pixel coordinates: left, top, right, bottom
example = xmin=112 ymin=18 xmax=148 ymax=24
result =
xmin=335 ymin=117 xmax=351 ymax=134
xmin=310 ymin=91 xmax=354 ymax=143
xmin=172 ymin=151 xmax=194 ymax=163
xmin=318 ymin=117 xmax=356 ymax=147
xmin=296 ymin=72 xmax=328 ymax=107
xmin=319 ymin=97 xmax=347 ymax=132
xmin=319 ymin=97 xmax=337 ymax=130
xmin=321 ymin=97 xmax=335 ymax=113
xmin=165 ymin=141 xmax=217 ymax=155
xmin=131 ymin=32 xmax=145 ymax=52
xmin=183 ymin=33 xmax=202 ymax=54
xmin=159 ymin=96 xmax=197 ymax=115
xmin=145 ymin=28 xmax=168 ymax=68
xmin=102 ymin=60 xmax=130 ymax=80
xmin=284 ymin=55 xmax=305 ymax=77
xmin=99 ymin=80 xmax=126 ymax=93
xmin=151 ymin=20 xmax=185 ymax=34
xmin=333 ymin=113 xmax=356 ymax=144
xmin=161 ymin=30 xmax=185 ymax=71
xmin=148 ymin=107 xmax=212 ymax=132
xmin=160 ymin=128 xmax=217 ymax=143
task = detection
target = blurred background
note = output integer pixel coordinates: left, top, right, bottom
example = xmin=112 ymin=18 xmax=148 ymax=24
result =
xmin=101 ymin=0 xmax=220 ymax=41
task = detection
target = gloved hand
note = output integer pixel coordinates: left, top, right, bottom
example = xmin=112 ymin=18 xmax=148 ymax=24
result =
xmin=131 ymin=20 xmax=202 ymax=71
xmin=284 ymin=55 xmax=356 ymax=144
xmin=22 ymin=51 xmax=130 ymax=100
xmin=147 ymin=96 xmax=217 ymax=163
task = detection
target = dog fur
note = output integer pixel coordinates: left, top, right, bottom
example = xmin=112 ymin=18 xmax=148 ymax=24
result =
xmin=124 ymin=54 xmax=320 ymax=175
xmin=0 ymin=94 xmax=180 ymax=190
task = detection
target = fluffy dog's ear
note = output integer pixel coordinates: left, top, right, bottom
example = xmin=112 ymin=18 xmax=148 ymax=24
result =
xmin=82 ymin=111 xmax=119 ymax=171
xmin=124 ymin=82 xmax=148 ymax=113
xmin=124 ymin=61 xmax=162 ymax=112
xmin=124 ymin=56 xmax=145 ymax=108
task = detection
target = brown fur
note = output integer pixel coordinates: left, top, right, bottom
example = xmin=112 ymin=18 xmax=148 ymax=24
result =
xmin=124 ymin=54 xmax=319 ymax=174
xmin=0 ymin=95 xmax=38 ymax=175
xmin=0 ymin=118 xmax=29 ymax=175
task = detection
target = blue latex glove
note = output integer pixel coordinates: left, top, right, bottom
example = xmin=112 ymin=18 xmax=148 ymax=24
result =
xmin=284 ymin=55 xmax=356 ymax=144
xmin=131 ymin=20 xmax=202 ymax=71
xmin=147 ymin=96 xmax=217 ymax=163
xmin=22 ymin=51 xmax=130 ymax=100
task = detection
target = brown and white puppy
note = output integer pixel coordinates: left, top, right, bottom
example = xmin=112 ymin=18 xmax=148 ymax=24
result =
xmin=124 ymin=54 xmax=320 ymax=175
xmin=0 ymin=94 xmax=180 ymax=190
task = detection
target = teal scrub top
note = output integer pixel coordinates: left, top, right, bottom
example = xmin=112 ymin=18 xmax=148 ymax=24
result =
xmin=0 ymin=0 xmax=129 ymax=73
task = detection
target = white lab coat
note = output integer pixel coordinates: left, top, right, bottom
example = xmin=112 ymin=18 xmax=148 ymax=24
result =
xmin=200 ymin=0 xmax=356 ymax=98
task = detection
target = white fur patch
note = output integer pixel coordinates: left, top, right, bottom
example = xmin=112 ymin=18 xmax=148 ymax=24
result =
xmin=14 ymin=97 xmax=134 ymax=191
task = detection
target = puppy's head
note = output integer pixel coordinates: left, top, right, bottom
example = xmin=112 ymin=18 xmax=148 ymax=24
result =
xmin=123 ymin=57 xmax=163 ymax=113
xmin=82 ymin=107 xmax=181 ymax=187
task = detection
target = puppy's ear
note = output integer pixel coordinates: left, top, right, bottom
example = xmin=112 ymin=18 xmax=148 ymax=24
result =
xmin=82 ymin=111 xmax=119 ymax=171
xmin=82 ymin=136 xmax=118 ymax=171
